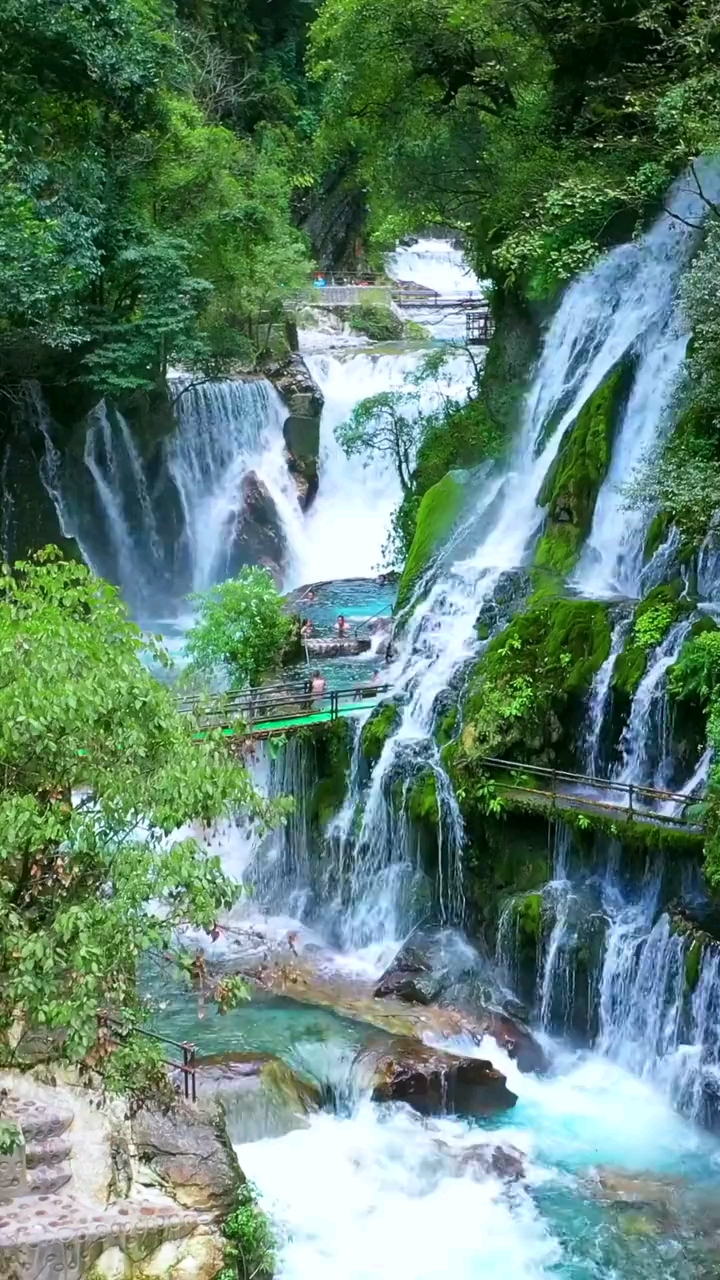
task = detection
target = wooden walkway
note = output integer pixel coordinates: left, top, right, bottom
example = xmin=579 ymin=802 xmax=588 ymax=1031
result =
xmin=182 ymin=693 xmax=704 ymax=830
xmin=479 ymin=757 xmax=705 ymax=831
xmin=183 ymin=681 xmax=391 ymax=740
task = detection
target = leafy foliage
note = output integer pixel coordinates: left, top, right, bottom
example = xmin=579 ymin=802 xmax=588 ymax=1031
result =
xmin=186 ymin=566 xmax=293 ymax=689
xmin=220 ymin=1180 xmax=275 ymax=1280
xmin=335 ymin=391 xmax=422 ymax=495
xmin=0 ymin=550 xmax=277 ymax=1076
xmin=0 ymin=0 xmax=311 ymax=396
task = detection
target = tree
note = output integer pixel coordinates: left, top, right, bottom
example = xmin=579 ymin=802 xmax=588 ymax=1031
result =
xmin=186 ymin=566 xmax=293 ymax=688
xmin=335 ymin=391 xmax=423 ymax=494
xmin=0 ymin=550 xmax=279 ymax=1083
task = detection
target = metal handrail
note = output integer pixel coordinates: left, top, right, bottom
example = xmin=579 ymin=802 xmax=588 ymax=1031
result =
xmin=479 ymin=756 xmax=705 ymax=828
xmin=98 ymin=1012 xmax=197 ymax=1102
xmin=184 ymin=682 xmax=393 ymax=729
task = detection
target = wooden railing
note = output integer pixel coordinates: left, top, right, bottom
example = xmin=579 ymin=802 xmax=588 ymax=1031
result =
xmin=181 ymin=682 xmax=392 ymax=736
xmin=480 ymin=756 xmax=705 ymax=829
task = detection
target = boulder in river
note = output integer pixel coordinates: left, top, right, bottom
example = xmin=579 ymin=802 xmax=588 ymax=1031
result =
xmin=373 ymin=938 xmax=549 ymax=1074
xmin=132 ymin=1099 xmax=242 ymax=1215
xmin=266 ymin=354 xmax=323 ymax=511
xmin=360 ymin=1037 xmax=517 ymax=1117
xmin=435 ymin=1138 xmax=526 ymax=1183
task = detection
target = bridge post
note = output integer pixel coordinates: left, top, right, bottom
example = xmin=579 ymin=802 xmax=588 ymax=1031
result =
xmin=628 ymin=784 xmax=633 ymax=820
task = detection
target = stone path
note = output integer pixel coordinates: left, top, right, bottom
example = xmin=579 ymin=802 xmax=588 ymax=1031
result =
xmin=0 ymin=1097 xmax=213 ymax=1280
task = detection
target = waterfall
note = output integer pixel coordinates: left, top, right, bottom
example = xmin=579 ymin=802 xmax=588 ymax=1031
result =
xmin=574 ymin=160 xmax=720 ymax=600
xmin=36 ymin=375 xmax=303 ymax=617
xmin=598 ymin=898 xmax=720 ymax=1127
xmin=83 ymin=401 xmax=165 ymax=606
xmin=614 ymin=618 xmax=692 ymax=786
xmin=290 ymin=349 xmax=474 ymax=587
xmin=168 ymin=376 xmax=302 ymax=594
xmin=583 ymin=610 xmax=633 ymax=775
xmin=334 ymin=177 xmax=716 ymax=952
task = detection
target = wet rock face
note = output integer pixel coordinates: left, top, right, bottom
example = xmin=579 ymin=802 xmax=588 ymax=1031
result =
xmin=229 ymin=470 xmax=287 ymax=583
xmin=362 ymin=1038 xmax=517 ymax=1117
xmin=132 ymin=1101 xmax=242 ymax=1217
xmin=475 ymin=568 xmax=533 ymax=641
xmin=266 ymin=355 xmax=323 ymax=511
xmin=373 ymin=937 xmax=549 ymax=1075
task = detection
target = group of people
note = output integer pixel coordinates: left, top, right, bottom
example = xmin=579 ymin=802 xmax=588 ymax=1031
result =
xmin=300 ymin=613 xmax=351 ymax=641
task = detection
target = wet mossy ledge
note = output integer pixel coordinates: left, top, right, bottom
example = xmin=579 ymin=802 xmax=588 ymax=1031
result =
xmin=534 ymin=362 xmax=631 ymax=579
xmin=360 ymin=701 xmax=401 ymax=763
xmin=396 ymin=471 xmax=468 ymax=610
xmin=611 ymin=580 xmax=695 ymax=700
xmin=304 ymin=720 xmax=354 ymax=830
xmin=447 ymin=595 xmax=612 ymax=775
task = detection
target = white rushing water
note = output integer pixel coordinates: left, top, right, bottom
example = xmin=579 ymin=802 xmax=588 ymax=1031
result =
xmin=574 ymin=161 xmax=720 ymax=599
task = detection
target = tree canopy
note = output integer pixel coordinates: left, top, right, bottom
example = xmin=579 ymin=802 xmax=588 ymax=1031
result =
xmin=0 ymin=550 xmax=279 ymax=1082
xmin=186 ymin=565 xmax=294 ymax=688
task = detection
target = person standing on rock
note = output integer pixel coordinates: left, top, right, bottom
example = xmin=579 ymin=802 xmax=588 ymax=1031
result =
xmin=336 ymin=614 xmax=349 ymax=635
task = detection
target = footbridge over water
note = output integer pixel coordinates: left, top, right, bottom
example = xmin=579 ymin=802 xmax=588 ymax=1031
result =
xmin=184 ymin=691 xmax=705 ymax=833
xmin=183 ymin=681 xmax=392 ymax=740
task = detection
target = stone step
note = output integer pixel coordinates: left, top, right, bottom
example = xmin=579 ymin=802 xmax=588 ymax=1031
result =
xmin=0 ymin=1192 xmax=210 ymax=1280
xmin=5 ymin=1100 xmax=73 ymax=1144
xmin=25 ymin=1135 xmax=72 ymax=1170
xmin=27 ymin=1163 xmax=72 ymax=1196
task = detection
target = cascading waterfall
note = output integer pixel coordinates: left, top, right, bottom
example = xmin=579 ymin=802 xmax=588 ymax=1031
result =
xmin=614 ymin=618 xmax=693 ymax=787
xmin=336 ymin=170 xmax=720 ymax=954
xmin=289 ymin=348 xmax=475 ymax=587
xmin=574 ymin=160 xmax=720 ymax=600
xmin=583 ymin=609 xmax=633 ymax=775
xmin=168 ymin=376 xmax=303 ymax=594
xmin=36 ymin=374 xmax=303 ymax=616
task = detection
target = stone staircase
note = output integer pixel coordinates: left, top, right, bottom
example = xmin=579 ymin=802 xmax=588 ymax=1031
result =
xmin=0 ymin=1096 xmax=219 ymax=1280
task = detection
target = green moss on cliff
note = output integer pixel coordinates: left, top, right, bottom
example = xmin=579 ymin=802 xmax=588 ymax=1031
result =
xmin=413 ymin=398 xmax=503 ymax=498
xmin=612 ymin=582 xmax=691 ymax=699
xmin=406 ymin=770 xmax=439 ymax=826
xmin=396 ymin=472 xmax=466 ymax=609
xmin=643 ymin=511 xmax=672 ymax=563
xmin=455 ymin=596 xmax=612 ymax=766
xmin=360 ymin=701 xmax=401 ymax=764
xmin=534 ymin=364 xmax=629 ymax=579
xmin=307 ymin=721 xmax=353 ymax=829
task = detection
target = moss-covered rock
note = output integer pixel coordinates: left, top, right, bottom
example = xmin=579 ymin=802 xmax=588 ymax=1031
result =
xmin=534 ymin=363 xmax=630 ymax=578
xmin=643 ymin=511 xmax=672 ymax=563
xmin=307 ymin=721 xmax=353 ymax=829
xmin=454 ymin=596 xmax=612 ymax=768
xmin=348 ymin=303 xmax=403 ymax=342
xmin=406 ymin=769 xmax=440 ymax=826
xmin=396 ymin=472 xmax=467 ymax=609
xmin=361 ymin=701 xmax=401 ymax=764
xmin=612 ymin=581 xmax=691 ymax=700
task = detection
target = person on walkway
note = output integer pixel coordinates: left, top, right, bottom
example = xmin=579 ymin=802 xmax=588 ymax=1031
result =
xmin=310 ymin=670 xmax=326 ymax=698
xmin=336 ymin=613 xmax=349 ymax=635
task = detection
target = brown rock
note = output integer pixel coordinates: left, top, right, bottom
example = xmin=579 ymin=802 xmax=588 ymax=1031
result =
xmin=482 ymin=1010 xmax=549 ymax=1075
xmin=132 ymin=1100 xmax=242 ymax=1217
xmin=229 ymin=471 xmax=287 ymax=583
xmin=361 ymin=1037 xmax=517 ymax=1117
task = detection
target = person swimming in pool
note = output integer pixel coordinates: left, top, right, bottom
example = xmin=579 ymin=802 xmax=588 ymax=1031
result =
xmin=336 ymin=614 xmax=350 ymax=635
